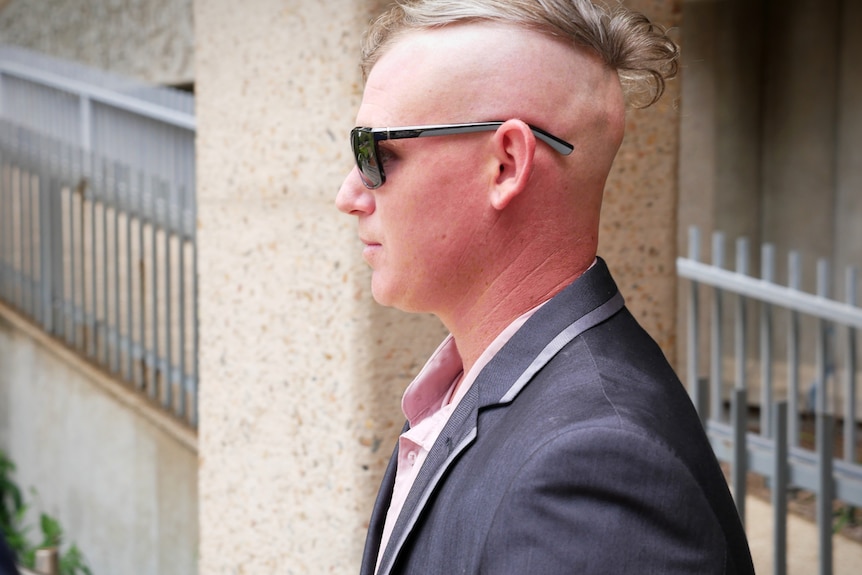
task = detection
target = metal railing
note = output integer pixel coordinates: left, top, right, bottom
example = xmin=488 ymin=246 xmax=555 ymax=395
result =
xmin=678 ymin=227 xmax=862 ymax=575
xmin=0 ymin=46 xmax=198 ymax=428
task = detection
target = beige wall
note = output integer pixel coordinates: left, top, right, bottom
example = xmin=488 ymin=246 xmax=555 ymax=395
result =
xmin=0 ymin=304 xmax=198 ymax=575
xmin=679 ymin=0 xmax=862 ymax=288
xmin=0 ymin=0 xmax=193 ymax=85
xmin=677 ymin=0 xmax=862 ymax=390
xmin=603 ymin=0 xmax=682 ymax=358
xmin=194 ymin=0 xmax=447 ymax=572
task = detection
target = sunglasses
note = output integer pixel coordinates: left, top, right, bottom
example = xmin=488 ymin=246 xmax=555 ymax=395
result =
xmin=350 ymin=121 xmax=574 ymax=189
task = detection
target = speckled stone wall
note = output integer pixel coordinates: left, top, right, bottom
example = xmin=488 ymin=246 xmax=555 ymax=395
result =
xmin=194 ymin=0 xmax=446 ymax=572
xmin=195 ymin=0 xmax=681 ymax=572
xmin=0 ymin=0 xmax=193 ymax=85
xmin=602 ymin=0 xmax=682 ymax=361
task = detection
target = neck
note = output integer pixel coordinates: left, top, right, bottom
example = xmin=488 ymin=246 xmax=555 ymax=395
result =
xmin=439 ymin=254 xmax=593 ymax=375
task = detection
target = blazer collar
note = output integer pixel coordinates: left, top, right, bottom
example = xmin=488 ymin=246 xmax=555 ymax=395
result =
xmin=373 ymin=258 xmax=624 ymax=575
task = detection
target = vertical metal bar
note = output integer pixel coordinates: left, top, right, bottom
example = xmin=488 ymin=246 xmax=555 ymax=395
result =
xmin=137 ymin=171 xmax=146 ymax=389
xmin=732 ymin=387 xmax=747 ymax=527
xmin=51 ymin=142 xmax=64 ymax=337
xmin=31 ymin=144 xmax=41 ymax=320
xmin=38 ymin=139 xmax=52 ymax=331
xmin=29 ymin=147 xmax=38 ymax=320
xmin=27 ymin=133 xmax=38 ymax=315
xmin=15 ymin=132 xmax=24 ymax=309
xmin=2 ymin=132 xmax=10 ymax=302
xmin=191 ymin=226 xmax=199 ymax=428
xmin=816 ymin=259 xmax=830 ymax=414
xmin=0 ymin=132 xmax=10 ymax=301
xmin=845 ymin=268 xmax=857 ymax=463
xmin=7 ymin=130 xmax=17 ymax=306
xmin=735 ymin=238 xmax=749 ymax=393
xmin=816 ymin=411 xmax=834 ymax=575
xmin=761 ymin=245 xmax=774 ymax=437
xmin=149 ymin=177 xmax=159 ymax=401
xmin=788 ymin=252 xmax=801 ymax=447
xmin=813 ymin=263 xmax=833 ymax=575
xmin=101 ymin=159 xmax=109 ymax=366
xmin=10 ymin=133 xmax=19 ymax=308
xmin=1 ymin=134 xmax=10 ymax=304
xmin=687 ymin=227 xmax=705 ymax=422
xmin=125 ymin=166 xmax=134 ymax=383
xmin=0 ymin=135 xmax=7 ymax=303
xmin=23 ymin=152 xmax=33 ymax=317
xmin=29 ymin=136 xmax=39 ymax=314
xmin=164 ymin=193 xmax=173 ymax=411
xmin=112 ymin=162 xmax=121 ymax=373
xmin=73 ymin=149 xmax=85 ymax=351
xmin=79 ymin=95 xmax=92 ymax=156
xmin=16 ymin=142 xmax=27 ymax=313
xmin=177 ymin=225 xmax=187 ymax=419
xmin=88 ymin=155 xmax=97 ymax=358
xmin=17 ymin=136 xmax=26 ymax=311
xmin=711 ymin=232 xmax=725 ymax=422
xmin=772 ymin=401 xmax=788 ymax=575
xmin=67 ymin=145 xmax=77 ymax=347
xmin=78 ymin=150 xmax=88 ymax=353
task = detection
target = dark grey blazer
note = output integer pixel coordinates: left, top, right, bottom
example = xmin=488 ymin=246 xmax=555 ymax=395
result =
xmin=361 ymin=259 xmax=754 ymax=575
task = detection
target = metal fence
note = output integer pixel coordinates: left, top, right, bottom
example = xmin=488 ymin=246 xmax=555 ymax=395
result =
xmin=0 ymin=46 xmax=198 ymax=428
xmin=678 ymin=227 xmax=862 ymax=575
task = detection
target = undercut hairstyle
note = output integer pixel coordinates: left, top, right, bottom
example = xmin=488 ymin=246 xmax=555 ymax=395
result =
xmin=361 ymin=0 xmax=679 ymax=108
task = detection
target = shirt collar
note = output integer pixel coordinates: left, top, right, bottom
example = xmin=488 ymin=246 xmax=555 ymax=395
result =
xmin=400 ymin=290 xmax=556 ymax=427
xmin=401 ymin=335 xmax=463 ymax=426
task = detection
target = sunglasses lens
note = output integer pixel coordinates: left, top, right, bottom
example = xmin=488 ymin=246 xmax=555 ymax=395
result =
xmin=351 ymin=129 xmax=383 ymax=189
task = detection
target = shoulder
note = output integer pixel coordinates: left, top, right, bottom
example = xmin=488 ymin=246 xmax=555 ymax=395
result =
xmin=477 ymin=425 xmax=728 ymax=574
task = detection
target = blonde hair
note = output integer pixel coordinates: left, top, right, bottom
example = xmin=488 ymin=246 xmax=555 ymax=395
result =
xmin=360 ymin=0 xmax=678 ymax=107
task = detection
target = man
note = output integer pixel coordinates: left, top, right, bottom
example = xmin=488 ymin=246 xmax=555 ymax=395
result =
xmin=336 ymin=1 xmax=754 ymax=573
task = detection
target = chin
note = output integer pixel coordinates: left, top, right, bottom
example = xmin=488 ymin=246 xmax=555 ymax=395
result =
xmin=371 ymin=278 xmax=416 ymax=312
xmin=370 ymin=278 xmax=398 ymax=308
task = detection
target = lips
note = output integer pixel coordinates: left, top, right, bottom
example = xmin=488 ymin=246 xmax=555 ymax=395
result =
xmin=359 ymin=236 xmax=381 ymax=262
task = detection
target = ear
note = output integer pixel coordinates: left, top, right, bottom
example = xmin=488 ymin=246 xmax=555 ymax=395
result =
xmin=488 ymin=119 xmax=536 ymax=210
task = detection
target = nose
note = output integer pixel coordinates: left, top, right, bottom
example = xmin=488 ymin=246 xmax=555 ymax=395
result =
xmin=336 ymin=167 xmax=375 ymax=215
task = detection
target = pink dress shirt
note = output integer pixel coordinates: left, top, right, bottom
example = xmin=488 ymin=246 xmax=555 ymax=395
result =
xmin=375 ymin=303 xmax=546 ymax=573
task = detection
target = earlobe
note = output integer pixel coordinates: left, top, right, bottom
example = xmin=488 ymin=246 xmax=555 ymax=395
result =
xmin=490 ymin=120 xmax=535 ymax=211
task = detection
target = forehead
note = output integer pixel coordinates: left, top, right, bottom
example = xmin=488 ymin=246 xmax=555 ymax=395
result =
xmin=356 ymin=25 xmax=510 ymax=127
xmin=355 ymin=23 xmax=594 ymax=130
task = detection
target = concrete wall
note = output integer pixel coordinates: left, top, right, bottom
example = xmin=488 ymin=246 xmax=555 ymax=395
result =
xmin=194 ymin=0 xmax=681 ymax=572
xmin=679 ymin=0 xmax=862 ymax=289
xmin=678 ymin=0 xmax=862 ymax=386
xmin=194 ymin=1 xmax=445 ymax=571
xmin=602 ymin=0 xmax=682 ymax=356
xmin=0 ymin=0 xmax=193 ymax=86
xmin=0 ymin=304 xmax=198 ymax=575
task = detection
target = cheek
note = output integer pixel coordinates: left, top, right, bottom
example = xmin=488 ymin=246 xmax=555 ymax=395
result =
xmin=382 ymin=143 xmax=487 ymax=248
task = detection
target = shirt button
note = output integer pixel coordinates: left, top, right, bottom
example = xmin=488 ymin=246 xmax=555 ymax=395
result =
xmin=407 ymin=451 xmax=417 ymax=464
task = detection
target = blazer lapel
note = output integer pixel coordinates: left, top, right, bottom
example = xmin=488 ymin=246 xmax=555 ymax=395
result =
xmin=375 ymin=385 xmax=481 ymax=575
xmin=374 ymin=259 xmax=624 ymax=575
xmin=360 ymin=443 xmax=399 ymax=575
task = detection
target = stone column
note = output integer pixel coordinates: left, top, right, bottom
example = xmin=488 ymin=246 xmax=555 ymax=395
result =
xmin=194 ymin=1 xmax=445 ymax=572
xmin=603 ymin=0 xmax=682 ymax=360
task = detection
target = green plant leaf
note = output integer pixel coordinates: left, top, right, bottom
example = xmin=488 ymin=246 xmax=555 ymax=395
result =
xmin=39 ymin=513 xmax=63 ymax=547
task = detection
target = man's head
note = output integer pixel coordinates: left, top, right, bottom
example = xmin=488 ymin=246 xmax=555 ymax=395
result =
xmin=337 ymin=1 xmax=677 ymax=325
xmin=359 ymin=0 xmax=678 ymax=107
